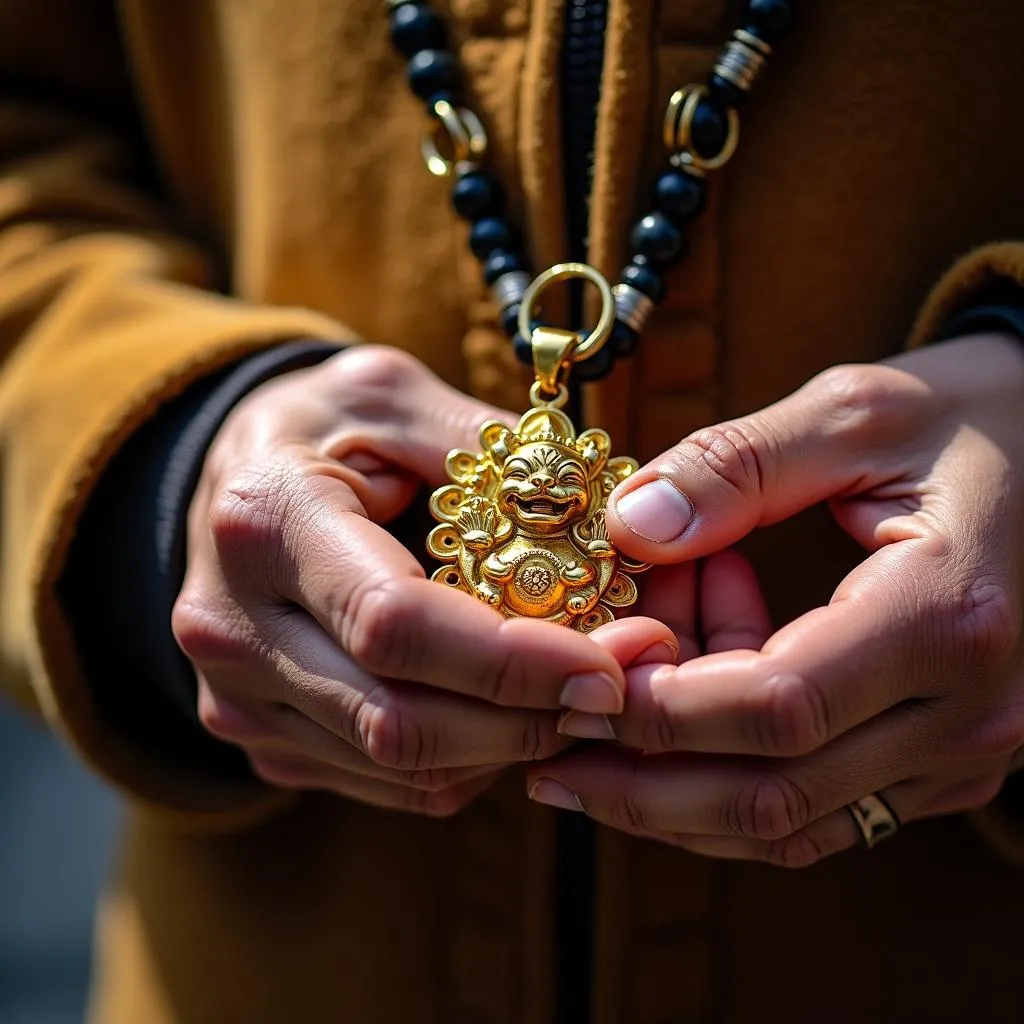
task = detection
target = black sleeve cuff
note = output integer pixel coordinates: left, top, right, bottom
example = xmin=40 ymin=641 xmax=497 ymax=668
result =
xmin=57 ymin=341 xmax=342 ymax=772
xmin=936 ymin=281 xmax=1024 ymax=344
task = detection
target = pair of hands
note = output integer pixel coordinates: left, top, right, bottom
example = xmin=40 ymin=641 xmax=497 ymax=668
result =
xmin=173 ymin=336 xmax=1024 ymax=866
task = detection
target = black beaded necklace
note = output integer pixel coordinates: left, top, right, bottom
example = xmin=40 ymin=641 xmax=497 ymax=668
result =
xmin=386 ymin=0 xmax=795 ymax=384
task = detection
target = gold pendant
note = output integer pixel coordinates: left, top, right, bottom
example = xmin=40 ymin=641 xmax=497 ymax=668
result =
xmin=427 ymin=264 xmax=647 ymax=632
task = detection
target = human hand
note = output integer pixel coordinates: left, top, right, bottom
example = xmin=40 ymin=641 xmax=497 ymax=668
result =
xmin=173 ymin=346 xmax=664 ymax=816
xmin=527 ymin=334 xmax=1024 ymax=865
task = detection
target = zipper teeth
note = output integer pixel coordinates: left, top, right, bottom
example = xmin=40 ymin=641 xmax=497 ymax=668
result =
xmin=562 ymin=0 xmax=608 ymax=265
xmin=557 ymin=10 xmax=607 ymax=1022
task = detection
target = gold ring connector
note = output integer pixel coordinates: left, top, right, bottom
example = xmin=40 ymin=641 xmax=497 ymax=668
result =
xmin=517 ymin=263 xmax=616 ymax=364
xmin=663 ymin=83 xmax=740 ymax=173
xmin=421 ymin=100 xmax=488 ymax=177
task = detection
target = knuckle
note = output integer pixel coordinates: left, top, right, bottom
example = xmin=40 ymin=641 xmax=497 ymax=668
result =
xmin=248 ymin=752 xmax=316 ymax=789
xmin=641 ymin=678 xmax=682 ymax=753
xmin=171 ymin=591 xmax=251 ymax=665
xmin=961 ymin=772 xmax=1007 ymax=811
xmin=343 ymin=580 xmax=416 ymax=678
xmin=726 ymin=775 xmax=812 ymax=841
xmin=406 ymin=765 xmax=459 ymax=792
xmin=335 ymin=344 xmax=423 ymax=393
xmin=608 ymin=793 xmax=650 ymax=833
xmin=952 ymin=577 xmax=1021 ymax=670
xmin=519 ymin=714 xmax=553 ymax=762
xmin=681 ymin=422 xmax=773 ymax=498
xmin=196 ymin=694 xmax=262 ymax=744
xmin=811 ymin=363 xmax=910 ymax=438
xmin=419 ymin=786 xmax=473 ymax=819
xmin=480 ymin=643 xmax=530 ymax=707
xmin=950 ymin=705 xmax=1024 ymax=763
xmin=208 ymin=462 xmax=296 ymax=568
xmin=356 ymin=694 xmax=433 ymax=772
xmin=765 ymin=830 xmax=828 ymax=870
xmin=753 ymin=672 xmax=832 ymax=757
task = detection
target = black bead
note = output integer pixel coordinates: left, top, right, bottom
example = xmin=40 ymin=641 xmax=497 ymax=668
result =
xmin=746 ymin=0 xmax=793 ymax=42
xmin=609 ymin=320 xmax=639 ymax=358
xmin=451 ymin=171 xmax=501 ymax=221
xmin=407 ymin=49 xmax=458 ymax=102
xmin=708 ymin=73 xmax=746 ymax=111
xmin=482 ymin=249 xmax=523 ymax=285
xmin=691 ymin=100 xmax=729 ymax=160
xmin=630 ymin=213 xmax=685 ymax=267
xmin=500 ymin=303 xmax=522 ymax=338
xmin=469 ymin=217 xmax=514 ymax=259
xmin=652 ymin=170 xmax=706 ymax=223
xmin=390 ymin=4 xmax=445 ymax=59
xmin=573 ymin=343 xmax=616 ymax=382
xmin=621 ymin=262 xmax=665 ymax=302
xmin=512 ymin=332 xmax=533 ymax=365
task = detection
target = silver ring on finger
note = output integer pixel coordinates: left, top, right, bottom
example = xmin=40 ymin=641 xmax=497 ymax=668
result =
xmin=846 ymin=793 xmax=900 ymax=850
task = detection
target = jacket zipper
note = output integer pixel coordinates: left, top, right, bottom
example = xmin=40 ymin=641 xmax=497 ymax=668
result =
xmin=556 ymin=2 xmax=608 ymax=1021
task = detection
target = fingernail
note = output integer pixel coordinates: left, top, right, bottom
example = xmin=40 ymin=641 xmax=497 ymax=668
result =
xmin=558 ymin=710 xmax=616 ymax=740
xmin=635 ymin=640 xmax=680 ymax=666
xmin=615 ymin=479 xmax=693 ymax=543
xmin=528 ymin=778 xmax=584 ymax=812
xmin=560 ymin=671 xmax=623 ymax=714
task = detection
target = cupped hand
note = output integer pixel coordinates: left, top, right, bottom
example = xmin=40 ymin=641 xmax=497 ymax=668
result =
xmin=527 ymin=333 xmax=1024 ymax=865
xmin=173 ymin=346 xmax=671 ymax=816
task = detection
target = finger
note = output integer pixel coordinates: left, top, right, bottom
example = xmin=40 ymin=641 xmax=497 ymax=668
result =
xmin=652 ymin=762 xmax=1009 ymax=866
xmin=556 ymin=562 xmax=694 ymax=744
xmin=605 ymin=362 xmax=930 ymax=564
xmin=558 ymin=557 xmax=767 ymax=743
xmin=202 ymin=466 xmax=628 ymax=712
xmin=245 ymin=747 xmax=500 ymax=817
xmin=558 ymin=614 xmax=679 ymax=741
xmin=586 ymin=615 xmax=681 ymax=670
xmin=201 ymin=611 xmax=572 ymax=771
xmin=700 ymin=550 xmax=772 ymax=654
xmin=525 ymin=702 xmax=949 ymax=841
xmin=317 ymin=346 xmax=518 ymax=488
xmin=202 ymin=686 xmax=513 ymax=792
xmin=603 ymin=541 xmax=955 ymax=757
xmin=630 ymin=561 xmax=698 ymax=660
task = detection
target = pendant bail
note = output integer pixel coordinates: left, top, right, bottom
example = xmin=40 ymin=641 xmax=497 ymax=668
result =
xmin=518 ymin=263 xmax=616 ymax=389
xmin=531 ymin=325 xmax=579 ymax=401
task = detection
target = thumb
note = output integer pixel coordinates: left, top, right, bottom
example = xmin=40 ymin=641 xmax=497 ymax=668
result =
xmin=606 ymin=365 xmax=895 ymax=564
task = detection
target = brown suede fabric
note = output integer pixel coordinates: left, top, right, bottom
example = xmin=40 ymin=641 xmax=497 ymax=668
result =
xmin=2 ymin=1 xmax=1024 ymax=1021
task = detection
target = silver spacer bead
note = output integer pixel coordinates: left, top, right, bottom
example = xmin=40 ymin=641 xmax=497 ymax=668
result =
xmin=491 ymin=270 xmax=531 ymax=310
xmin=713 ymin=30 xmax=771 ymax=93
xmin=735 ymin=28 xmax=772 ymax=57
xmin=612 ymin=283 xmax=654 ymax=334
